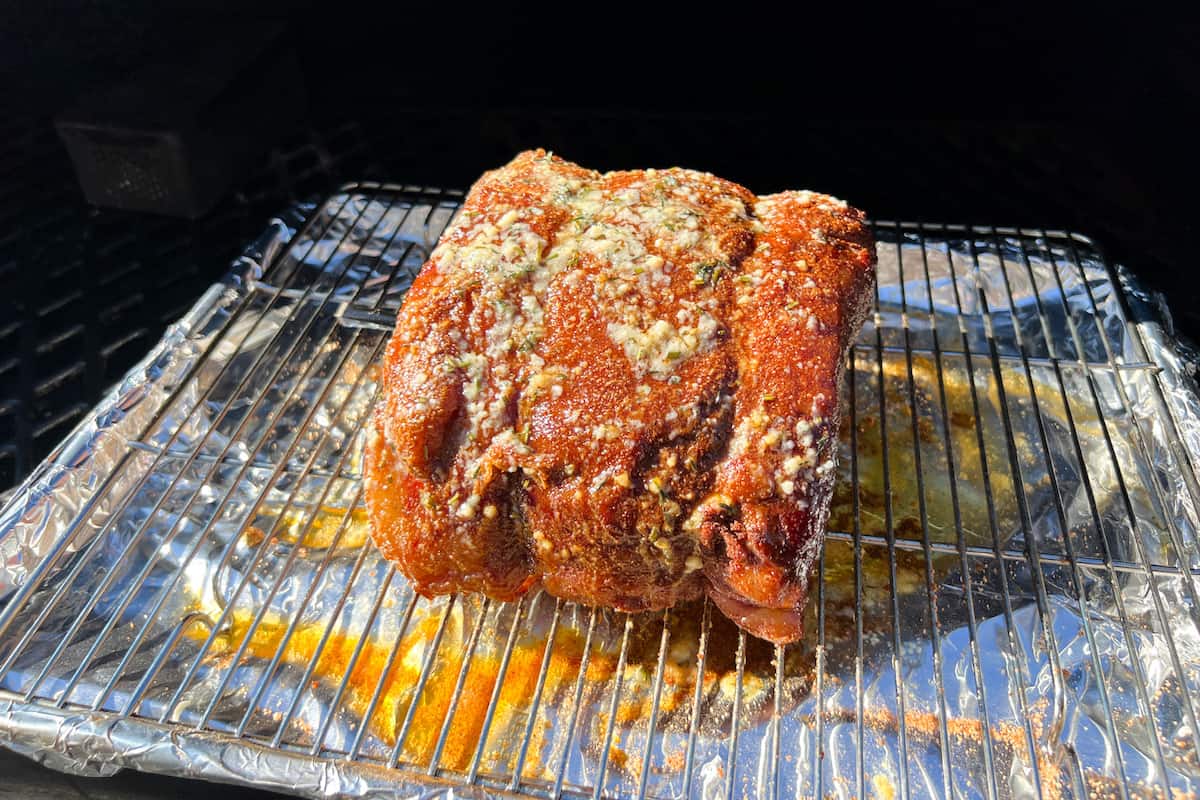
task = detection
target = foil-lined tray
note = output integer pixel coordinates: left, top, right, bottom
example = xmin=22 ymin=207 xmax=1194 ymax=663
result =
xmin=1 ymin=185 xmax=1198 ymax=800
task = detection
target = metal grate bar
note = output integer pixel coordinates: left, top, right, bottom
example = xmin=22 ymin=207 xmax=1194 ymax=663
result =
xmin=148 ymin=195 xmax=411 ymax=724
xmin=343 ymin=589 xmax=419 ymax=759
xmin=721 ymin=630 xmax=746 ymax=800
xmin=2 ymin=191 xmax=1197 ymax=800
xmin=870 ymin=236 xmax=913 ymax=800
xmin=1072 ymin=236 xmax=1200 ymax=567
xmin=508 ymin=596 xmax=564 ymax=791
xmin=890 ymin=225 xmax=953 ymax=800
xmin=428 ymin=597 xmax=493 ymax=775
xmin=66 ymin=194 xmax=402 ymax=715
xmin=230 ymin=481 xmax=368 ymax=737
xmin=466 ymin=594 xmax=531 ymax=784
xmin=120 ymin=612 xmax=216 ymax=717
xmin=0 ymin=193 xmax=364 ymax=689
xmin=952 ymin=235 xmax=1061 ymax=799
xmin=0 ymin=198 xmax=351 ymax=656
xmin=590 ymin=614 xmax=634 ymax=800
xmin=991 ymin=229 xmax=1179 ymax=797
xmin=550 ymin=606 xmax=599 ymax=799
xmin=811 ymin=539 xmax=827 ymax=799
xmin=911 ymin=236 xmax=1003 ymax=800
xmin=986 ymin=294 xmax=1088 ymax=795
xmin=848 ymin=349 xmax=870 ymax=800
xmin=634 ymin=611 xmax=671 ymax=800
xmin=1037 ymin=233 xmax=1200 ymax=769
xmin=769 ymin=644 xmax=783 ymax=800
xmin=1060 ymin=237 xmax=1200 ymax=610
xmin=680 ymin=599 xmax=712 ymax=798
xmin=303 ymin=563 xmax=399 ymax=754
xmin=387 ymin=595 xmax=458 ymax=768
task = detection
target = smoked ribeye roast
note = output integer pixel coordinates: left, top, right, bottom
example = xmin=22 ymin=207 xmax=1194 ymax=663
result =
xmin=364 ymin=151 xmax=876 ymax=643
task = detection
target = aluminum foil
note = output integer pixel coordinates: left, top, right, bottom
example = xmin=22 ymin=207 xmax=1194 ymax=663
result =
xmin=0 ymin=189 xmax=1198 ymax=800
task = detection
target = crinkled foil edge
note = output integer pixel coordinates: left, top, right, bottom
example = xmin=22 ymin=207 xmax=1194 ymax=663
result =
xmin=0 ymin=696 xmax=502 ymax=799
xmin=1115 ymin=262 xmax=1200 ymax=481
xmin=0 ymin=209 xmax=305 ymax=599
xmin=1 ymin=208 xmax=1198 ymax=798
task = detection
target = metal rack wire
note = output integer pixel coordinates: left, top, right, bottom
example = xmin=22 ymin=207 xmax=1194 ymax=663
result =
xmin=0 ymin=117 xmax=380 ymax=492
xmin=0 ymin=186 xmax=1198 ymax=800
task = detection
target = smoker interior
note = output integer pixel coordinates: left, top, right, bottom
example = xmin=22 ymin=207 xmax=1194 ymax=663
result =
xmin=0 ymin=186 xmax=1197 ymax=800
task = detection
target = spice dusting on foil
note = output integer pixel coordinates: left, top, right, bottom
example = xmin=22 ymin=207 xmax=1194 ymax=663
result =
xmin=1 ymin=193 xmax=1198 ymax=799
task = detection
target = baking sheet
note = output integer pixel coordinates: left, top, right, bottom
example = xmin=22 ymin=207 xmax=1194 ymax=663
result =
xmin=0 ymin=188 xmax=1198 ymax=800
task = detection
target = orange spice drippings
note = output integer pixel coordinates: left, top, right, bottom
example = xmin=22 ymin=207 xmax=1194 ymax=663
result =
xmin=198 ymin=607 xmax=711 ymax=775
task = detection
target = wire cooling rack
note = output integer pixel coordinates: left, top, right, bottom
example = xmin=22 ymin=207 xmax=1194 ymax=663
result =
xmin=0 ymin=116 xmax=378 ymax=492
xmin=0 ymin=185 xmax=1197 ymax=800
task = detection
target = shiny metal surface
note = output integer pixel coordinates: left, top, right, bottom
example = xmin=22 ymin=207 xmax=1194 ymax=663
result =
xmin=1 ymin=186 xmax=1198 ymax=799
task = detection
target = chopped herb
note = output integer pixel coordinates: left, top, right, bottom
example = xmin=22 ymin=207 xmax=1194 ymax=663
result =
xmin=453 ymin=279 xmax=482 ymax=297
xmin=693 ymin=260 xmax=727 ymax=286
xmin=666 ymin=349 xmax=682 ymax=361
xmin=661 ymin=497 xmax=680 ymax=521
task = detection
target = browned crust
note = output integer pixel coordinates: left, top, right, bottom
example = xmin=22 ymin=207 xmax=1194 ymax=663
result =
xmin=364 ymin=150 xmax=876 ymax=642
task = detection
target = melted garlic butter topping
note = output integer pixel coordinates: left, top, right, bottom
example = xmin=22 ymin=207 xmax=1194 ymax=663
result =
xmin=410 ymin=154 xmax=851 ymax=530
xmin=430 ymin=159 xmax=742 ymax=388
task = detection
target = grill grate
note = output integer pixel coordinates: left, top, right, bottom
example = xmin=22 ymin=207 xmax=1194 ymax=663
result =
xmin=1 ymin=187 xmax=1198 ymax=800
xmin=0 ymin=117 xmax=381 ymax=493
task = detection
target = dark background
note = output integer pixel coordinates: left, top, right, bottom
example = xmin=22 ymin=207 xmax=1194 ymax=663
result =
xmin=0 ymin=1 xmax=1197 ymax=793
